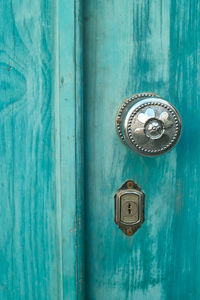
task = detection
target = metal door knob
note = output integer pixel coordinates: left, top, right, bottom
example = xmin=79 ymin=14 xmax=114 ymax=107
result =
xmin=116 ymin=93 xmax=182 ymax=156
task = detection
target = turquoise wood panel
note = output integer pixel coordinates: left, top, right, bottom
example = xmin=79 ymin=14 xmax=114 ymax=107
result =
xmin=58 ymin=0 xmax=85 ymax=298
xmin=84 ymin=0 xmax=200 ymax=299
xmin=0 ymin=2 xmax=61 ymax=298
xmin=0 ymin=0 xmax=82 ymax=299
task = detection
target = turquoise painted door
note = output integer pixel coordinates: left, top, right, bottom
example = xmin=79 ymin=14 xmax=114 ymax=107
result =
xmin=1 ymin=0 xmax=200 ymax=300
xmin=83 ymin=1 xmax=200 ymax=300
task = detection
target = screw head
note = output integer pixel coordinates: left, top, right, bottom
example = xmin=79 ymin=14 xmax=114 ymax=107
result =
xmin=127 ymin=181 xmax=134 ymax=189
xmin=126 ymin=228 xmax=134 ymax=236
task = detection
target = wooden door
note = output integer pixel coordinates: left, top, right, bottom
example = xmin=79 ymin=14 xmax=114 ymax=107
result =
xmin=83 ymin=1 xmax=200 ymax=300
xmin=1 ymin=1 xmax=200 ymax=300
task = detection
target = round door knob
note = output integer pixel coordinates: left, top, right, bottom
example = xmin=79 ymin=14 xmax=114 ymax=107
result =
xmin=116 ymin=93 xmax=182 ymax=157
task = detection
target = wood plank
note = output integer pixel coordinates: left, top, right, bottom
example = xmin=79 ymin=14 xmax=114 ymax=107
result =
xmin=0 ymin=1 xmax=62 ymax=298
xmin=84 ymin=0 xmax=200 ymax=299
xmin=58 ymin=0 xmax=85 ymax=298
xmin=0 ymin=1 xmax=83 ymax=299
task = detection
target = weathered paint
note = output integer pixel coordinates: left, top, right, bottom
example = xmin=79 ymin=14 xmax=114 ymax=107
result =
xmin=1 ymin=0 xmax=200 ymax=299
xmin=0 ymin=0 xmax=83 ymax=299
xmin=84 ymin=0 xmax=200 ymax=299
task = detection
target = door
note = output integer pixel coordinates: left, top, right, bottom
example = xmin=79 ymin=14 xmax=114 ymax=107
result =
xmin=83 ymin=1 xmax=200 ymax=300
xmin=1 ymin=1 xmax=200 ymax=300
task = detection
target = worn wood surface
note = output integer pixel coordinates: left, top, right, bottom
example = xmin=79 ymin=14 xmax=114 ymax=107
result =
xmin=1 ymin=0 xmax=200 ymax=299
xmin=84 ymin=0 xmax=200 ymax=299
xmin=0 ymin=1 xmax=82 ymax=299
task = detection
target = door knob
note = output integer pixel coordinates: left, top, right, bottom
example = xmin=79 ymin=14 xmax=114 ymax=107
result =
xmin=116 ymin=93 xmax=182 ymax=156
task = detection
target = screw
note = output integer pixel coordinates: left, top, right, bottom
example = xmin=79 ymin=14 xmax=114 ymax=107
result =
xmin=126 ymin=228 xmax=134 ymax=236
xmin=127 ymin=181 xmax=134 ymax=189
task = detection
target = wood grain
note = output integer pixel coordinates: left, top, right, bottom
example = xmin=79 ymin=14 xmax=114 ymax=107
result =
xmin=0 ymin=1 xmax=82 ymax=299
xmin=83 ymin=0 xmax=200 ymax=299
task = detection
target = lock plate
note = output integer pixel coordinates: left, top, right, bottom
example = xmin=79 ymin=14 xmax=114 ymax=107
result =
xmin=114 ymin=180 xmax=145 ymax=236
xmin=120 ymin=192 xmax=140 ymax=224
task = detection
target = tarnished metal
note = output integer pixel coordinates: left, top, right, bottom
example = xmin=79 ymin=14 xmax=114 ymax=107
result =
xmin=116 ymin=93 xmax=182 ymax=156
xmin=114 ymin=180 xmax=145 ymax=236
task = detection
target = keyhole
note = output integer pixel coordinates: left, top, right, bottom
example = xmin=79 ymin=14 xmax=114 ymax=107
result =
xmin=128 ymin=203 xmax=132 ymax=214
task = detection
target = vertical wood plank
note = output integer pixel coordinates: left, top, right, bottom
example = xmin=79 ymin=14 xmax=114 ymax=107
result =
xmin=0 ymin=1 xmax=62 ymax=299
xmin=0 ymin=0 xmax=83 ymax=299
xmin=58 ymin=0 xmax=85 ymax=299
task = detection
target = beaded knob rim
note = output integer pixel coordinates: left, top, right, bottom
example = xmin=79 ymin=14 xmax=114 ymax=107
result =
xmin=115 ymin=93 xmax=159 ymax=143
xmin=116 ymin=93 xmax=182 ymax=156
xmin=127 ymin=101 xmax=180 ymax=154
